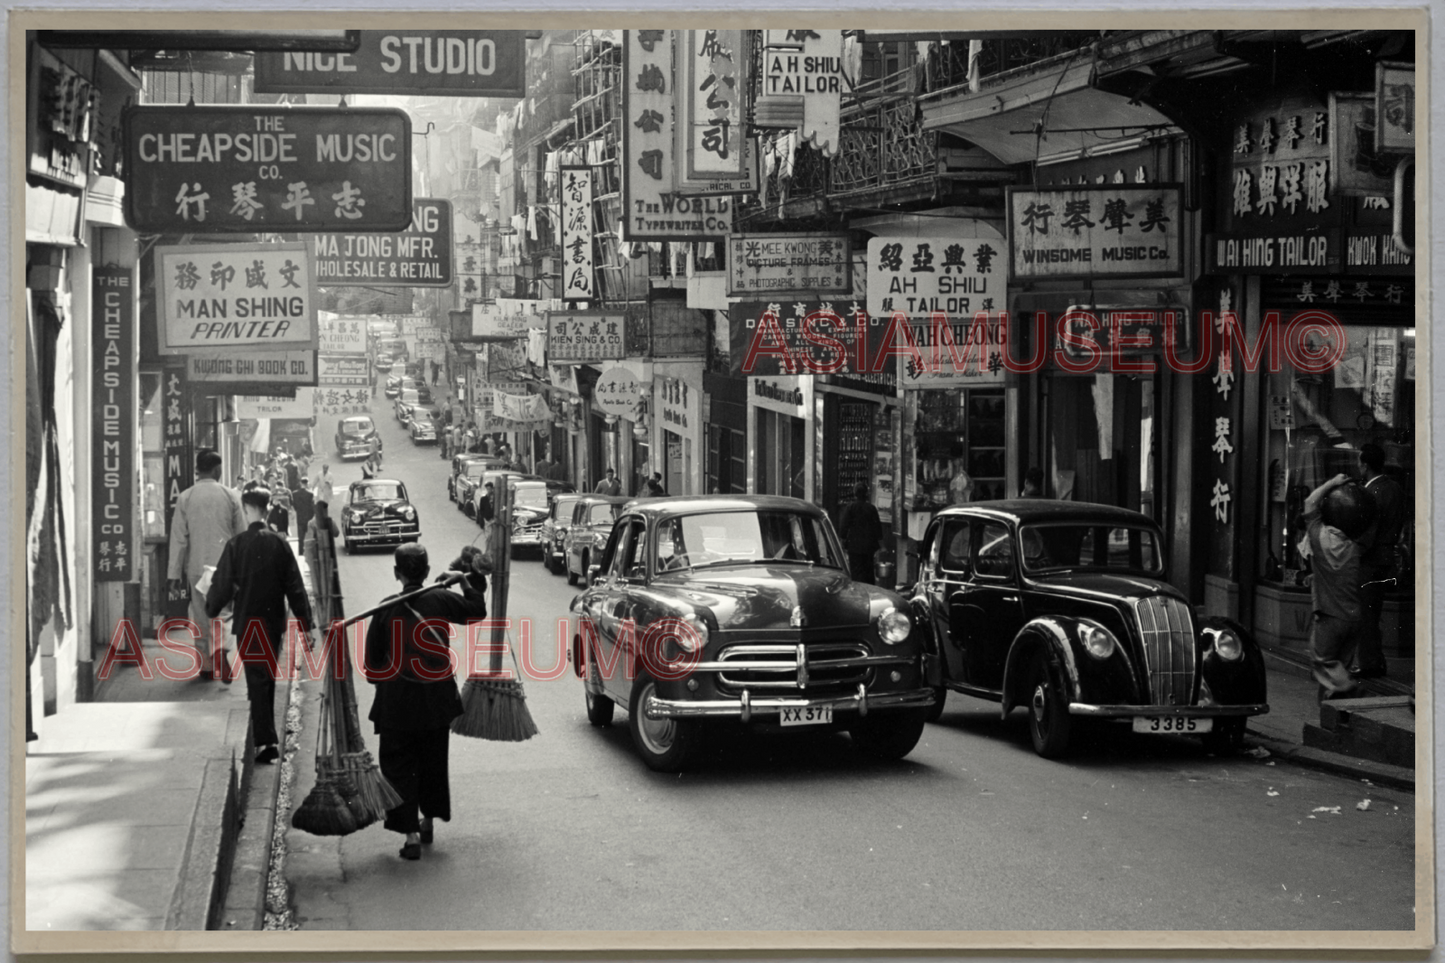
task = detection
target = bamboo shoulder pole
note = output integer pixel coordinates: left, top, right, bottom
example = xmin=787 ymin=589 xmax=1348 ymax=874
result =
xmin=489 ymin=478 xmax=513 ymax=676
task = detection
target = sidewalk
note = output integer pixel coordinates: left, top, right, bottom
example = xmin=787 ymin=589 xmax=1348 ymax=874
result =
xmin=24 ymin=537 xmax=314 ymax=933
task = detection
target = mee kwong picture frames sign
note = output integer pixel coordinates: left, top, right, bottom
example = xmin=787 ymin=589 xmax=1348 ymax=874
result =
xmin=12 ymin=7 xmax=1433 ymax=957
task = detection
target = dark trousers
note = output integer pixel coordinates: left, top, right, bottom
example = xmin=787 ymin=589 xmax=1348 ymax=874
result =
xmin=378 ymin=727 xmax=452 ymax=835
xmin=240 ymin=659 xmax=278 ymax=747
xmin=1309 ymin=612 xmax=1360 ymax=698
xmin=848 ymin=551 xmax=876 ymax=585
xmin=1354 ymin=581 xmax=1389 ymax=673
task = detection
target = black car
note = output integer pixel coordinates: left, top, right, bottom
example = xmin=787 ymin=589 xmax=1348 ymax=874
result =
xmin=508 ymin=479 xmax=577 ymax=559
xmin=340 ymin=479 xmax=420 ymax=553
xmin=910 ymin=500 xmax=1269 ymax=758
xmin=541 ymin=493 xmax=584 ymax=575
xmin=453 ymin=456 xmax=512 ymax=511
xmin=570 ymin=495 xmax=935 ymax=772
xmin=334 ymin=416 xmax=381 ymax=461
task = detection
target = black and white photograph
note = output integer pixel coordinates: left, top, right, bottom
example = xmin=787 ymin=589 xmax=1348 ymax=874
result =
xmin=11 ymin=8 xmax=1434 ymax=956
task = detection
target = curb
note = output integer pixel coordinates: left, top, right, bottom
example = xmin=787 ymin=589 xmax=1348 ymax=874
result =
xmin=1243 ymin=731 xmax=1415 ymax=792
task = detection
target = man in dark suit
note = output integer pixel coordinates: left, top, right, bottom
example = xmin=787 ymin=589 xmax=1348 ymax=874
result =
xmin=206 ymin=486 xmax=318 ymax=764
xmin=363 ymin=543 xmax=490 ymax=861
xmin=837 ymin=482 xmax=883 ymax=584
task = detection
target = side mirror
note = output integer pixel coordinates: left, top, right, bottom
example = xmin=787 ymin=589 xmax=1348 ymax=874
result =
xmin=587 ymin=564 xmax=602 ymax=587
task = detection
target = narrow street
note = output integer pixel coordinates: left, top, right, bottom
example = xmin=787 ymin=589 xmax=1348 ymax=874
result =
xmin=284 ymin=405 xmax=1416 ymax=932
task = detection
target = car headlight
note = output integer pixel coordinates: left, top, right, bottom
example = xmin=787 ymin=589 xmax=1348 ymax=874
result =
xmin=1079 ymin=622 xmax=1117 ymax=660
xmin=400 ymin=506 xmax=416 ymax=521
xmin=876 ymin=606 xmax=911 ymax=644
xmin=678 ymin=613 xmax=709 ymax=653
xmin=1209 ymin=626 xmax=1244 ymax=661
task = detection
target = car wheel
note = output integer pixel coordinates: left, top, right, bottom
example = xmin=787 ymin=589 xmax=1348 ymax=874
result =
xmin=850 ymin=710 xmax=927 ymax=760
xmin=628 ymin=672 xmax=696 ymax=772
xmin=1201 ymin=718 xmax=1247 ymax=755
xmin=585 ymin=660 xmax=614 ymax=727
xmin=1027 ymin=649 xmax=1072 ymax=759
xmin=923 ymin=683 xmax=947 ymax=723
xmin=566 ymin=557 xmax=579 ymax=586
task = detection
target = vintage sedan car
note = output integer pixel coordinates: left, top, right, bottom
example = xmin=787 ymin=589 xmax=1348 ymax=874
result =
xmin=449 ymin=453 xmax=508 ymax=502
xmin=408 ymin=404 xmax=441 ymax=444
xmin=541 ymin=493 xmax=584 ymax=575
xmin=340 ymin=479 xmax=420 ymax=554
xmin=454 ymin=459 xmax=513 ymax=514
xmin=564 ymin=495 xmax=629 ymax=585
xmin=468 ymin=469 xmax=541 ymax=525
xmin=384 ymin=375 xmax=430 ymax=402
xmin=394 ymin=389 xmax=422 ymax=426
xmin=911 ymin=501 xmax=1268 ymax=758
xmin=509 ymin=479 xmax=577 ymax=559
xmin=334 ymin=416 xmax=382 ymax=461
xmin=570 ymin=495 xmax=935 ymax=772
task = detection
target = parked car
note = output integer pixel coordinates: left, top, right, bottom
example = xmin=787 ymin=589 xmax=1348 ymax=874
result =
xmin=449 ymin=453 xmax=507 ymax=502
xmin=570 ymin=495 xmax=935 ymax=772
xmin=911 ymin=500 xmax=1269 ymax=758
xmin=541 ymin=493 xmax=584 ymax=575
xmin=384 ymin=376 xmax=430 ymax=402
xmin=468 ymin=469 xmax=540 ymax=525
xmin=408 ymin=403 xmax=441 ymax=444
xmin=394 ymin=389 xmax=422 ymax=425
xmin=453 ymin=456 xmax=511 ymax=511
xmin=334 ymin=416 xmax=382 ymax=461
xmin=340 ymin=479 xmax=420 ymax=554
xmin=563 ymin=495 xmax=630 ymax=586
xmin=373 ymin=354 xmax=395 ymax=374
xmin=508 ymin=479 xmax=577 ymax=559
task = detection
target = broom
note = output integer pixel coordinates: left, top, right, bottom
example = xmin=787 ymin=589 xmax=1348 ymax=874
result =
xmin=290 ymin=636 xmax=359 ymax=836
xmin=453 ymin=477 xmax=539 ymax=741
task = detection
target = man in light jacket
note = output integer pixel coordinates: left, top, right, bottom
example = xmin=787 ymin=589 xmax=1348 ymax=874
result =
xmin=167 ymin=449 xmax=246 ymax=680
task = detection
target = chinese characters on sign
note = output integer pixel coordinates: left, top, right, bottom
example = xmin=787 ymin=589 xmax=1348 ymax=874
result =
xmin=728 ymin=300 xmax=884 ymax=379
xmin=317 ymin=355 xmax=371 ymax=385
xmin=1211 ymin=290 xmax=1235 ymax=526
xmin=1007 ymin=187 xmax=1182 ymax=279
xmin=757 ymin=30 xmax=844 ymax=156
xmin=92 ymin=267 xmax=135 ymax=581
xmin=1228 ymin=99 xmax=1332 ymax=225
xmin=317 ymin=313 xmax=368 ymax=355
xmin=560 ymin=167 xmax=595 ymax=301
xmin=310 ymin=198 xmax=452 ymax=286
xmin=594 ymin=366 xmax=645 ymax=419
xmin=471 ymin=298 xmax=553 ymax=340
xmin=236 ymin=390 xmax=314 ymax=420
xmin=727 ymin=233 xmax=851 ymax=297
xmin=155 ymin=242 xmax=318 ymax=354
xmin=123 ymin=106 xmax=412 ymax=233
xmin=492 ymin=389 xmax=551 ymax=425
xmin=546 ymin=309 xmax=627 ymax=362
xmin=867 ymin=235 xmax=1000 ymax=317
xmin=161 ymin=364 xmax=192 ymax=568
xmin=681 ymin=30 xmax=746 ymax=181
xmin=313 ymin=386 xmax=372 ymax=419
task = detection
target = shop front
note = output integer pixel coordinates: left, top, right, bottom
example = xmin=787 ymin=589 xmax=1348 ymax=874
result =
xmin=747 ymin=374 xmax=813 ymax=500
xmin=652 ymin=360 xmax=704 ymax=496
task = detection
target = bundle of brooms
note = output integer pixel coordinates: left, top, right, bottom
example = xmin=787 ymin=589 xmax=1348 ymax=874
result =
xmin=453 ymin=478 xmax=538 ymax=742
xmin=292 ymin=502 xmax=403 ymax=837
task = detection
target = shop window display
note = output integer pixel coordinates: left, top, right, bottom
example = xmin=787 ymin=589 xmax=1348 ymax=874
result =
xmin=914 ymin=388 xmax=1006 ymax=506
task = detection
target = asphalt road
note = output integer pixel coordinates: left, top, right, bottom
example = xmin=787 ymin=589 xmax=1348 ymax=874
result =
xmin=283 ymin=401 xmax=1417 ymax=933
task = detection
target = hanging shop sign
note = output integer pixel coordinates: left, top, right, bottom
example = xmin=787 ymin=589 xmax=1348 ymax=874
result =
xmin=621 ymin=30 xmax=732 ymax=242
xmin=560 ymin=167 xmax=595 ymax=301
xmin=235 ymin=388 xmax=316 ymax=420
xmin=493 ymin=390 xmax=551 ymax=425
xmin=1206 ymin=231 xmax=1339 ymax=275
xmin=254 ymin=30 xmax=526 ymax=98
xmin=677 ymin=136 xmax=761 ymax=197
xmin=594 ymin=366 xmax=646 ymax=420
xmin=729 ymin=300 xmax=884 ymax=378
xmin=1054 ymin=305 xmax=1184 ymax=363
xmin=658 ymin=377 xmax=696 ymax=432
xmin=1329 ymin=93 xmax=1397 ymax=198
xmin=867 ymin=235 xmax=1001 ymax=317
xmin=547 ymin=309 xmax=627 ymax=362
xmin=161 ymin=364 xmax=192 ymax=542
xmin=1007 ymin=186 xmax=1183 ymax=280
xmin=678 ymin=30 xmax=747 ymax=182
xmin=899 ymin=314 xmax=1008 ymax=389
xmin=318 ymin=354 xmax=371 ymax=385
xmin=727 ymin=233 xmax=851 ymax=298
xmin=123 ymin=105 xmax=412 ymax=233
xmin=155 ymin=242 xmax=319 ymax=354
xmin=756 ymin=30 xmax=844 ymax=157
xmin=750 ymin=375 xmax=807 ymax=417
xmin=1375 ymin=61 xmax=1415 ymax=153
xmin=471 ymin=298 xmax=552 ymax=340
xmin=92 ymin=267 xmax=136 ymax=582
xmin=318 ymin=312 xmax=368 ymax=354
xmin=311 ymin=197 xmax=452 ymax=286
xmin=314 ymin=384 xmax=373 ymax=419
xmin=483 ymin=340 xmax=529 ymax=383
xmin=1224 ymin=92 xmax=1336 ymax=239
xmin=185 ymin=349 xmax=317 ymax=386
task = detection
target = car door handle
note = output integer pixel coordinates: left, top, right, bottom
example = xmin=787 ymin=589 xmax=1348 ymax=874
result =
xmin=999 ymin=596 xmax=1019 ymax=604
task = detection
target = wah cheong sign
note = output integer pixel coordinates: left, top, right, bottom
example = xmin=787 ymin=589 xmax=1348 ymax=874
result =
xmin=1007 ymin=185 xmax=1183 ymax=280
xmin=123 ymin=105 xmax=411 ymax=233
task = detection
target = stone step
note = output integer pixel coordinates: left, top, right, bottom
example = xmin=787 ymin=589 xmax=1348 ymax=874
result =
xmin=1303 ymin=698 xmax=1415 ymax=769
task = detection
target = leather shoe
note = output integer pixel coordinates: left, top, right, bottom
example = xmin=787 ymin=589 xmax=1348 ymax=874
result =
xmin=199 ymin=670 xmax=214 ymax=682
xmin=399 ymin=841 xmax=421 ymax=861
xmin=255 ymin=744 xmax=280 ymax=765
xmin=1350 ymin=665 xmax=1388 ymax=680
xmin=419 ymin=817 xmax=434 ymax=845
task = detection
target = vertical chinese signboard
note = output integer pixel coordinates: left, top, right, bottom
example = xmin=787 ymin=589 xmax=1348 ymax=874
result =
xmin=678 ymin=30 xmax=746 ymax=182
xmin=93 ymin=267 xmax=135 ymax=581
xmin=161 ymin=363 xmax=191 ymax=615
xmin=561 ymin=166 xmax=594 ymax=301
xmin=621 ymin=30 xmax=732 ymax=241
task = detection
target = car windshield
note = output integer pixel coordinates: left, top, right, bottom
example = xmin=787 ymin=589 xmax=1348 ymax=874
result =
xmin=1019 ymin=523 xmax=1164 ymax=576
xmin=514 ymin=486 xmax=548 ymax=509
xmin=552 ymin=498 xmax=579 ymax=521
xmin=399 ymin=391 xmax=419 ymax=404
xmin=588 ymin=503 xmax=621 ymax=524
xmin=463 ymin=463 xmax=490 ymax=477
xmin=341 ymin=419 xmax=373 ymax=435
xmin=656 ymin=510 xmax=844 ymax=572
xmin=353 ymin=482 xmax=404 ymax=503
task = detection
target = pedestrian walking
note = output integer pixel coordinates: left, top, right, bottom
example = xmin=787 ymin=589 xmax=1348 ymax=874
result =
xmin=477 ymin=481 xmax=496 ymax=538
xmin=595 ymin=467 xmax=622 ymax=496
xmin=643 ymin=472 xmax=666 ymax=497
xmin=301 ymin=496 xmax=340 ymax=592
xmin=430 ymin=360 xmax=440 ymax=385
xmin=267 ymin=488 xmax=292 ymax=537
xmin=363 ymin=542 xmax=489 ymax=860
xmin=837 ymin=482 xmax=883 ymax=584
xmin=314 ymin=464 xmax=334 ymax=505
xmin=167 ymin=449 xmax=246 ymax=680
xmin=1301 ymin=473 xmax=1375 ymax=701
xmin=205 ymin=485 xmax=319 ymax=764
xmin=1354 ymin=444 xmax=1406 ymax=679
xmin=291 ymin=483 xmax=315 ymax=548
xmin=368 ymin=433 xmax=383 ymax=471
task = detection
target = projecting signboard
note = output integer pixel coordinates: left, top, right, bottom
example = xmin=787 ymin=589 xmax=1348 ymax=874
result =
xmin=546 ymin=309 xmax=627 ymax=362
xmin=185 ymin=350 xmax=317 ymax=386
xmin=123 ymin=105 xmax=412 ymax=233
xmin=155 ymin=242 xmax=319 ymax=355
xmin=311 ymin=198 xmax=452 ymax=286
xmin=1007 ymin=185 xmax=1183 ymax=280
xmin=866 ymin=236 xmax=1001 ymax=318
xmin=727 ymin=233 xmax=851 ymax=297
xmin=254 ymin=31 xmax=526 ymax=98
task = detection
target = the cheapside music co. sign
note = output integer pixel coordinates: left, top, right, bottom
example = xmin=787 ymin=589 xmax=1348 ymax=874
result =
xmin=93 ymin=267 xmax=136 ymax=582
xmin=1007 ymin=185 xmax=1183 ymax=280
xmin=123 ymin=105 xmax=411 ymax=233
xmin=311 ymin=197 xmax=452 ymax=286
xmin=155 ymin=241 xmax=319 ymax=355
xmin=254 ymin=30 xmax=526 ymax=98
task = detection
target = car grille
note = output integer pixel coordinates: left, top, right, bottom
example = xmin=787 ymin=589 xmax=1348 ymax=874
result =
xmin=716 ymin=642 xmax=872 ymax=695
xmin=1133 ymin=596 xmax=1196 ymax=706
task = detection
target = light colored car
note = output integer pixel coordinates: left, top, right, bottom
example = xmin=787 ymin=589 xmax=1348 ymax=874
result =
xmin=542 ymin=494 xmax=584 ymax=575
xmin=394 ymin=389 xmax=420 ymax=425
xmin=564 ymin=495 xmax=629 ymax=586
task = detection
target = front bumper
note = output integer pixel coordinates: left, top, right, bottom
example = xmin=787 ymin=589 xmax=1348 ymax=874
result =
xmin=344 ymin=523 xmax=420 ymax=545
xmin=1069 ymin=702 xmax=1270 ymax=718
xmin=337 ymin=447 xmax=371 ymax=460
xmin=646 ymin=683 xmax=936 ymax=722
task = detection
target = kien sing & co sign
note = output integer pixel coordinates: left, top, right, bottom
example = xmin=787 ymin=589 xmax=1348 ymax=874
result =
xmin=547 ymin=309 xmax=626 ymax=362
xmin=1007 ymin=185 xmax=1183 ymax=280
xmin=311 ymin=198 xmax=452 ymax=286
xmin=254 ymin=31 xmax=526 ymax=98
xmin=155 ymin=242 xmax=319 ymax=354
xmin=123 ymin=105 xmax=411 ymax=233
